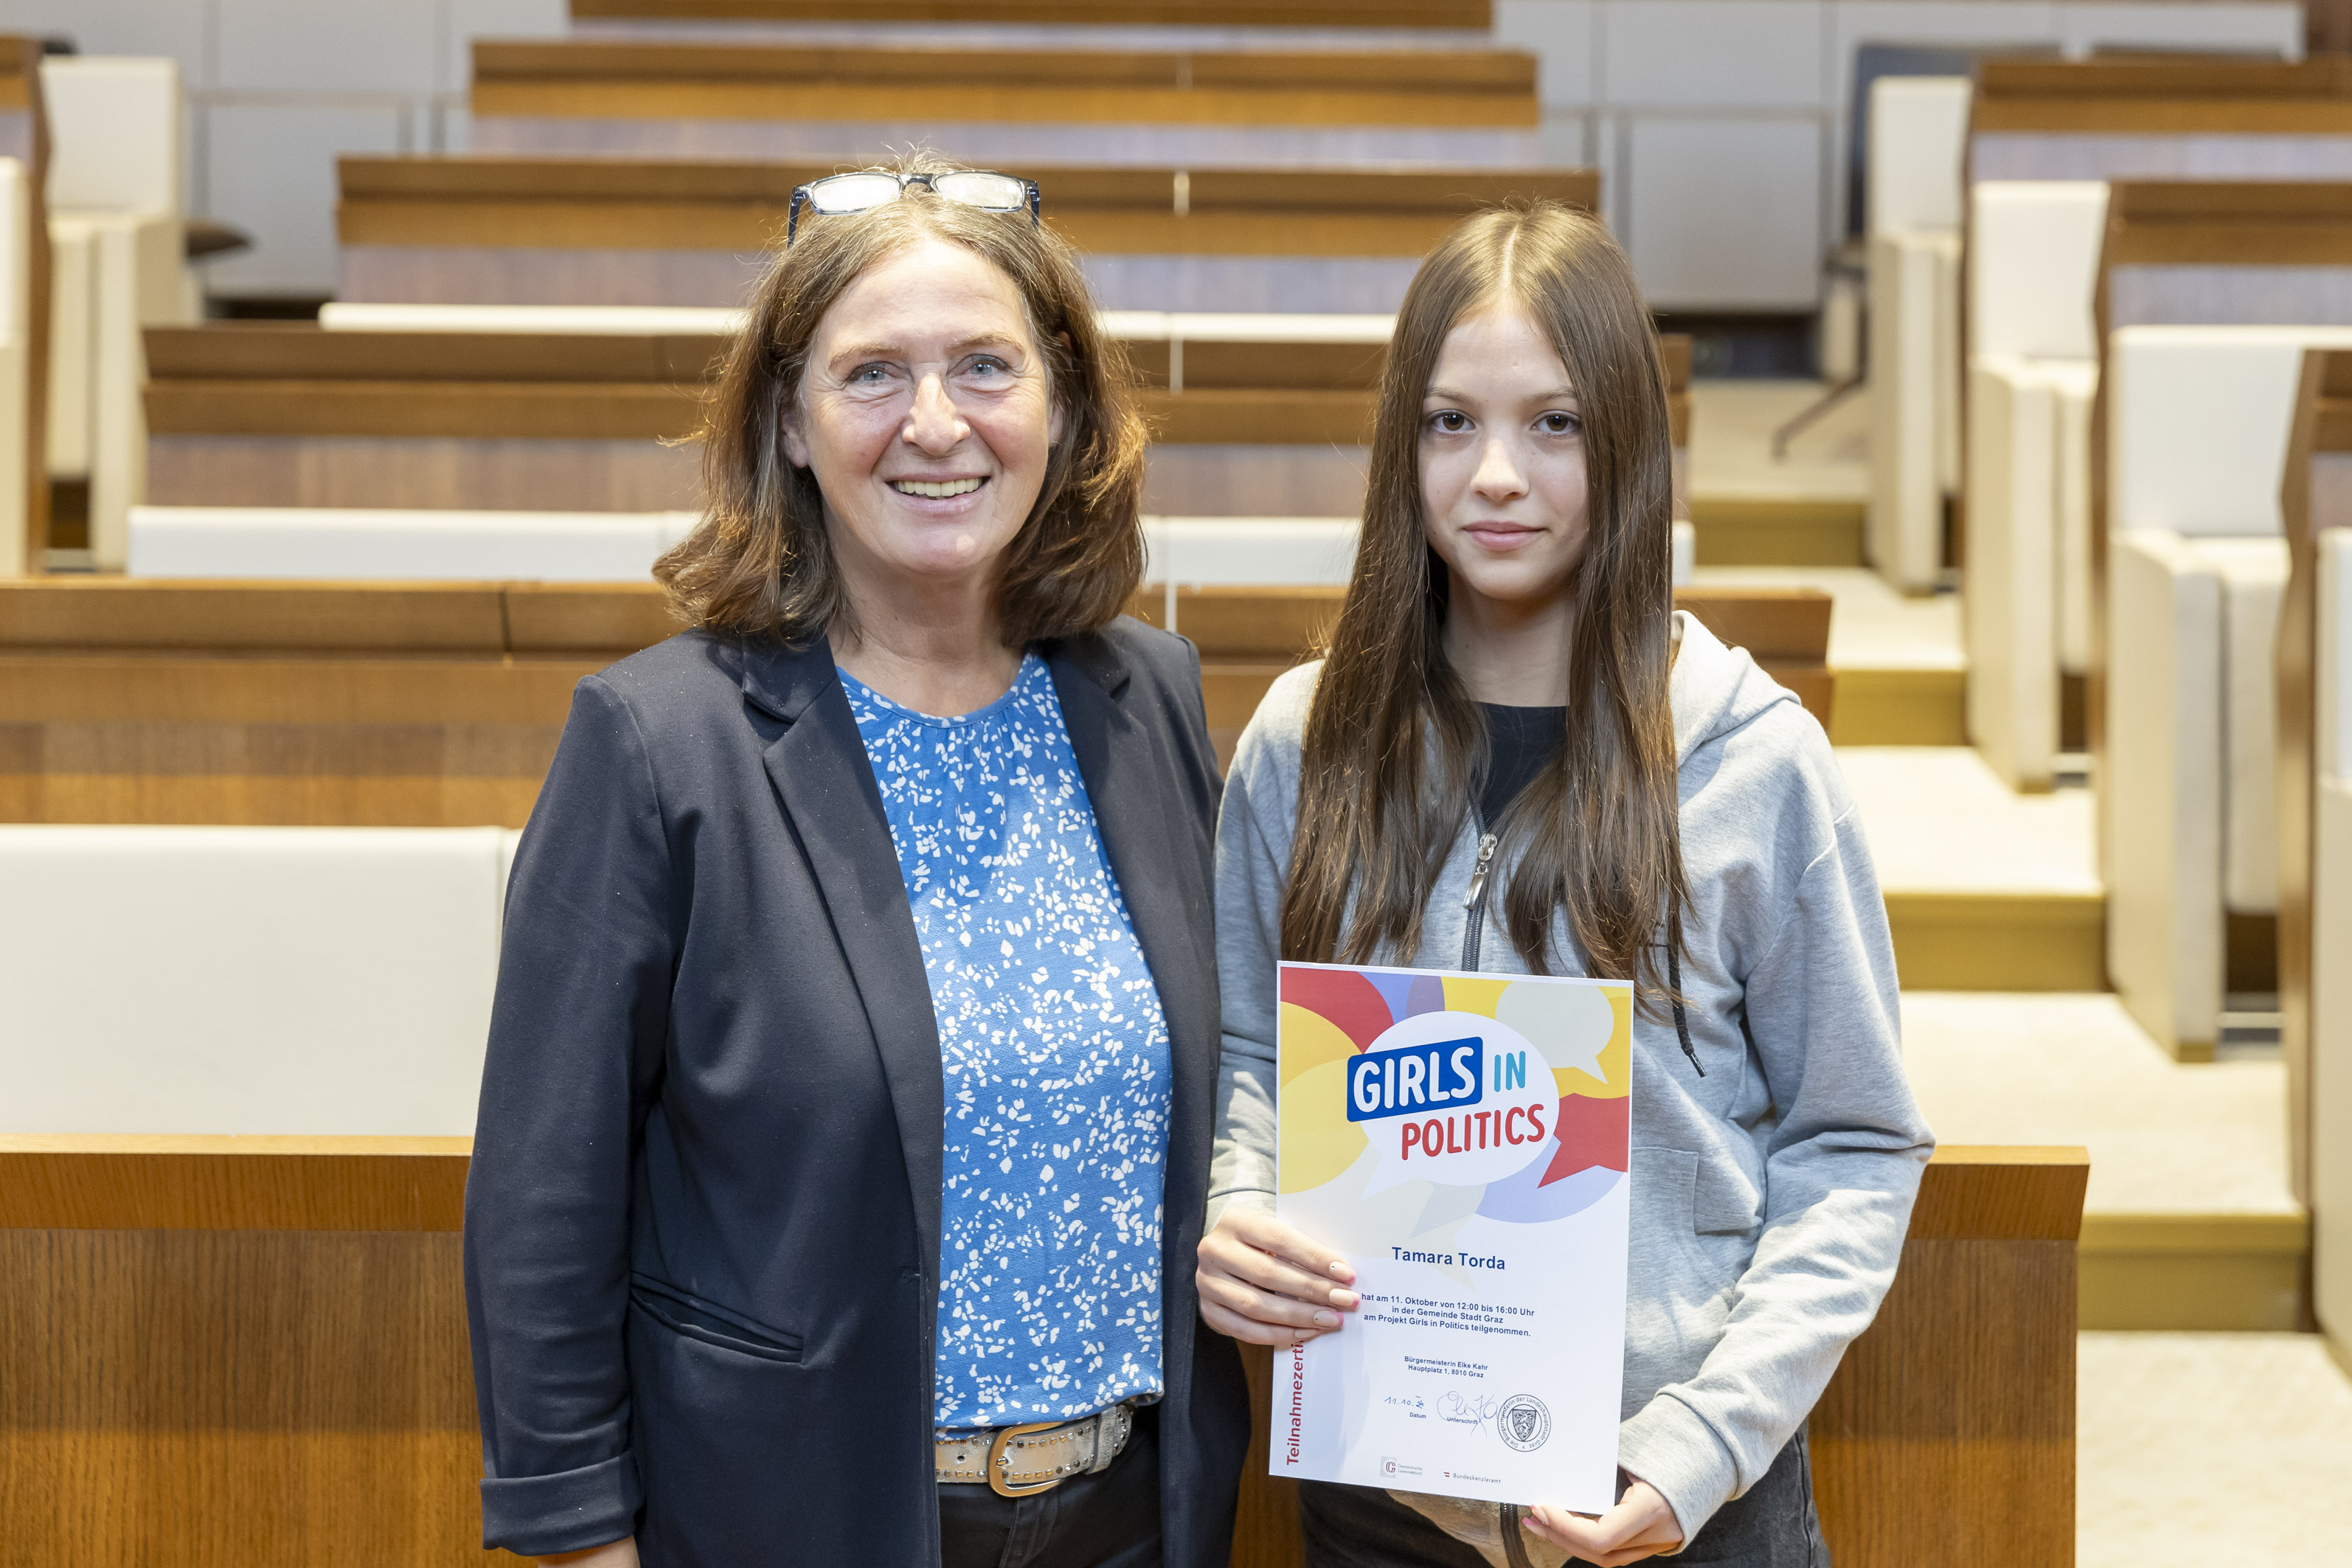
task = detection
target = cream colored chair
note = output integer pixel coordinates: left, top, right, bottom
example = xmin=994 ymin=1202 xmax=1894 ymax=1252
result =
xmin=125 ymin=505 xmax=701 ymax=581
xmin=2311 ymin=527 xmax=2352 ymax=1350
xmin=42 ymin=56 xmax=199 ymax=570
xmin=0 ymin=157 xmax=30 ymax=575
xmin=2102 ymin=325 xmax=2352 ymax=1054
xmin=1864 ymin=76 xmax=1968 ymax=595
xmin=1963 ymin=179 xmax=2108 ymax=790
xmin=0 ymin=825 xmax=507 ymax=1135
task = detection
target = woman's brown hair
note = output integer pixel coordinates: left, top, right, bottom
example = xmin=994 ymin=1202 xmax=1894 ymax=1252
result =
xmin=656 ymin=156 xmax=1150 ymax=646
xmin=1279 ymin=201 xmax=1689 ymax=1007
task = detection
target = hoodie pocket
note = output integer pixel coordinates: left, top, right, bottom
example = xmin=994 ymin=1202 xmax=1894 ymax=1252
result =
xmin=1634 ymin=1148 xmax=1760 ymax=1236
xmin=1693 ymin=1159 xmax=1763 ymax=1235
xmin=629 ymin=1274 xmax=803 ymax=1365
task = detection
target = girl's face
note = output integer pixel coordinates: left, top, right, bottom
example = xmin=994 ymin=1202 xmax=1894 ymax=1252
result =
xmin=1417 ymin=299 xmax=1590 ymax=609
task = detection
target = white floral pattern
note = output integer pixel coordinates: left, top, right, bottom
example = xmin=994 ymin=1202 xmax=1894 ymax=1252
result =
xmin=842 ymin=653 xmax=1170 ymax=1431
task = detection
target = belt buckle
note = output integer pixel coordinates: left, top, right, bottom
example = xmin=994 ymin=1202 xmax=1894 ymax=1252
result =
xmin=986 ymin=1419 xmax=1069 ymax=1498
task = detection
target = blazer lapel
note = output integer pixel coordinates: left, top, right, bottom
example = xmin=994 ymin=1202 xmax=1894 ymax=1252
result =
xmin=742 ymin=637 xmax=946 ymax=1269
xmin=1049 ymin=634 xmax=1219 ymax=1434
xmin=1047 ymin=637 xmax=1213 ymax=1070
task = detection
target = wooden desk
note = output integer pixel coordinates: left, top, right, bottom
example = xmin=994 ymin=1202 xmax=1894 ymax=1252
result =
xmin=336 ymin=156 xmax=1600 ymax=309
xmin=1975 ymin=55 xmax=2352 ymax=136
xmin=0 ymin=1140 xmax=2081 ymax=1567
xmin=0 ymin=576 xmax=1819 ymax=822
xmin=568 ymin=0 xmax=1494 ymax=27
xmin=471 ymin=38 xmax=1538 ymax=131
xmin=0 ymin=578 xmax=671 ymax=827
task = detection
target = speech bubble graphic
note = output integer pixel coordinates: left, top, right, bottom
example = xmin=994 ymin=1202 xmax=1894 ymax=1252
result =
xmin=1351 ymin=1010 xmax=1556 ymax=1196
xmin=1495 ymin=980 xmax=1619 ymax=1091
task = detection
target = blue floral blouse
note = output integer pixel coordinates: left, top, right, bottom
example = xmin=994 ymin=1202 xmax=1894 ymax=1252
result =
xmin=841 ymin=653 xmax=1172 ymax=1432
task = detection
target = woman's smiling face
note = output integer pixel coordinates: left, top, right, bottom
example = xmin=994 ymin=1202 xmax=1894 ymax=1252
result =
xmin=782 ymin=236 xmax=1063 ymax=595
xmin=1418 ymin=298 xmax=1591 ymax=610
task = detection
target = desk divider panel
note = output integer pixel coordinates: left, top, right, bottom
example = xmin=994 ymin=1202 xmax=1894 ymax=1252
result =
xmin=2278 ymin=349 xmax=2352 ymax=1241
xmin=0 ymin=1140 xmax=2080 ymax=1567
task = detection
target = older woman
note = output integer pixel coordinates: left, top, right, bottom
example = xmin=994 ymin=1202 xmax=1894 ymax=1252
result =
xmin=464 ymin=161 xmax=1247 ymax=1568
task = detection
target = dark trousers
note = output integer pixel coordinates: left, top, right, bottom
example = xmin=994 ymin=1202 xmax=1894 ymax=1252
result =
xmin=1299 ymin=1427 xmax=1827 ymax=1568
xmin=939 ymin=1406 xmax=1165 ymax=1568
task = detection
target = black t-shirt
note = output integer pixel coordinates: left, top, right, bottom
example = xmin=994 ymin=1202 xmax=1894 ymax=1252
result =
xmin=1477 ymin=702 xmax=1566 ymax=829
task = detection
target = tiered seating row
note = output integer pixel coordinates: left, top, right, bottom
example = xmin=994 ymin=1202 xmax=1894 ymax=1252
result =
xmin=465 ymin=36 xmax=1540 ymax=167
xmin=333 ymin=156 xmax=1598 ymax=313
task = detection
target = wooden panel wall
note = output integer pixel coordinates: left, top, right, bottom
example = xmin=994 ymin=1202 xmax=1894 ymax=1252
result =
xmin=0 ymin=1140 xmax=2079 ymax=1567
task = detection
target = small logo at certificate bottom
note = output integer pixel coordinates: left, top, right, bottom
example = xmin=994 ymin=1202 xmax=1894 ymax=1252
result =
xmin=1381 ymin=1457 xmax=1423 ymax=1478
xmin=1496 ymin=1395 xmax=1552 ymax=1452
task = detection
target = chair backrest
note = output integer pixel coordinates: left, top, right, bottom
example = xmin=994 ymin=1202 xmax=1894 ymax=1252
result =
xmin=0 ymin=157 xmax=26 ymax=575
xmin=1970 ymin=180 xmax=2108 ymax=360
xmin=125 ymin=505 xmax=699 ymax=582
xmin=2109 ymin=325 xmax=2352 ymax=539
xmin=1868 ymin=74 xmax=1971 ymax=239
xmin=0 ymin=825 xmax=507 ymax=1135
xmin=39 ymin=55 xmax=178 ymax=215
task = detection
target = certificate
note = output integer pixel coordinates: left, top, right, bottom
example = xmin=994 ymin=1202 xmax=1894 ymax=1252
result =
xmin=1271 ymin=961 xmax=1632 ymax=1511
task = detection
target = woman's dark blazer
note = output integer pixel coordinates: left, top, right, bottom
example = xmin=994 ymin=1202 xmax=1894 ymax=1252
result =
xmin=462 ymin=617 xmax=1250 ymax=1567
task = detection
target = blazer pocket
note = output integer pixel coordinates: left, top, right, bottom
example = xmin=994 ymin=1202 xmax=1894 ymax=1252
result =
xmin=629 ymin=1274 xmax=804 ymax=1365
xmin=1693 ymin=1159 xmax=1763 ymax=1236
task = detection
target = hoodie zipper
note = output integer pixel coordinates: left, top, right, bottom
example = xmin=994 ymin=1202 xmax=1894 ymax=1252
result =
xmin=1460 ymin=829 xmax=1499 ymax=971
xmin=1457 ymin=817 xmax=1704 ymax=1078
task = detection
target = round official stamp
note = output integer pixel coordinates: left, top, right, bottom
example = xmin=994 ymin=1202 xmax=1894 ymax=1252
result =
xmin=1496 ymin=1394 xmax=1551 ymax=1452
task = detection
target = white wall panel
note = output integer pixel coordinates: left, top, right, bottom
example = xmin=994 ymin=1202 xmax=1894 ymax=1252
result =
xmin=1494 ymin=0 xmax=1598 ymax=108
xmin=215 ymin=0 xmax=440 ymax=94
xmin=2058 ymin=2 xmax=2300 ymax=59
xmin=0 ymin=0 xmax=210 ymax=83
xmin=1602 ymin=0 xmax=1829 ymax=108
xmin=1625 ymin=116 xmax=1824 ymax=309
xmin=203 ymin=101 xmax=403 ymax=296
xmin=42 ymin=57 xmax=181 ymax=214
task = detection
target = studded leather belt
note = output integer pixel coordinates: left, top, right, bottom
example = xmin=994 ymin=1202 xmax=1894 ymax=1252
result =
xmin=935 ymin=1402 xmax=1137 ymax=1496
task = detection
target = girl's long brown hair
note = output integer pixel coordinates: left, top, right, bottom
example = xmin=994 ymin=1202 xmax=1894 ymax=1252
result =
xmin=1279 ymin=201 xmax=1688 ymax=1007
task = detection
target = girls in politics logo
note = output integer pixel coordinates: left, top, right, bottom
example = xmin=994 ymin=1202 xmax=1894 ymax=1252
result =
xmin=1277 ymin=962 xmax=1631 ymax=1247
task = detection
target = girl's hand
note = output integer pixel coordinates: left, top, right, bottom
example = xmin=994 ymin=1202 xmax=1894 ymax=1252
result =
xmin=542 ymin=1538 xmax=639 ymax=1568
xmin=1195 ymin=1208 xmax=1360 ymax=1344
xmin=1524 ymin=1479 xmax=1683 ymax=1567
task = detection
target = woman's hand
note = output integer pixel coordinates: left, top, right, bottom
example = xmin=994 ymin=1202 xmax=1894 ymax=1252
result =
xmin=1195 ymin=1208 xmax=1360 ymax=1345
xmin=1524 ymin=1479 xmax=1683 ymax=1567
xmin=542 ymin=1538 xmax=639 ymax=1568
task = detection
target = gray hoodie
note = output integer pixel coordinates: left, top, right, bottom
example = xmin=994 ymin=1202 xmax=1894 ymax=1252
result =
xmin=1208 ymin=611 xmax=1935 ymax=1545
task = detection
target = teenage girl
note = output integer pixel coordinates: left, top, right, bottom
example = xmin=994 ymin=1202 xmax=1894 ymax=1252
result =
xmin=1194 ymin=203 xmax=1935 ymax=1568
